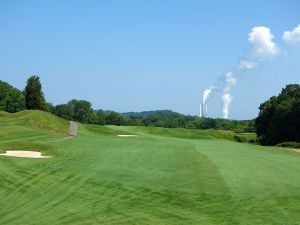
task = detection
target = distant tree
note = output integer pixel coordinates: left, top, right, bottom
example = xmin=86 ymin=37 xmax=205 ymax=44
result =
xmin=125 ymin=116 xmax=143 ymax=126
xmin=55 ymin=104 xmax=70 ymax=120
xmin=105 ymin=111 xmax=124 ymax=125
xmin=95 ymin=109 xmax=106 ymax=125
xmin=54 ymin=100 xmax=93 ymax=123
xmin=24 ymin=76 xmax=46 ymax=110
xmin=72 ymin=100 xmax=93 ymax=123
xmin=66 ymin=99 xmax=77 ymax=119
xmin=53 ymin=101 xmax=255 ymax=132
xmin=141 ymin=117 xmax=152 ymax=126
xmin=87 ymin=113 xmax=97 ymax=124
xmin=0 ymin=81 xmax=25 ymax=113
xmin=45 ymin=102 xmax=55 ymax=114
xmin=255 ymin=84 xmax=300 ymax=145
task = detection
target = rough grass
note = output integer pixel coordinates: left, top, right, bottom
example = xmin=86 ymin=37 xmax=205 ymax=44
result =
xmin=276 ymin=141 xmax=300 ymax=148
xmin=0 ymin=110 xmax=69 ymax=136
xmin=0 ymin=111 xmax=300 ymax=224
xmin=234 ymin=133 xmax=258 ymax=143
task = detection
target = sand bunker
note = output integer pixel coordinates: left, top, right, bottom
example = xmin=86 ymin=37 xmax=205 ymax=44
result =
xmin=0 ymin=151 xmax=51 ymax=158
xmin=117 ymin=135 xmax=137 ymax=137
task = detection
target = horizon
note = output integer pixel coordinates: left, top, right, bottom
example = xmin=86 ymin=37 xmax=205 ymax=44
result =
xmin=1 ymin=1 xmax=300 ymax=119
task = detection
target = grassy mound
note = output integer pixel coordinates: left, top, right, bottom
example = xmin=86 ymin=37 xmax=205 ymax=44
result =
xmin=0 ymin=110 xmax=69 ymax=136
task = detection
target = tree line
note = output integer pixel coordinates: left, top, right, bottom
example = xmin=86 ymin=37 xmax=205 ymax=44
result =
xmin=3 ymin=76 xmax=299 ymax=146
xmin=0 ymin=76 xmax=255 ymax=132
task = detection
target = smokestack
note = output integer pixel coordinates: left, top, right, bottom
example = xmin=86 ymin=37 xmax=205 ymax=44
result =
xmin=200 ymin=103 xmax=206 ymax=117
xmin=200 ymin=103 xmax=202 ymax=117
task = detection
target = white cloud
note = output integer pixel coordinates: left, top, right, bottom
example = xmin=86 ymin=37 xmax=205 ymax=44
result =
xmin=248 ymin=26 xmax=279 ymax=59
xmin=238 ymin=26 xmax=279 ymax=71
xmin=282 ymin=24 xmax=300 ymax=45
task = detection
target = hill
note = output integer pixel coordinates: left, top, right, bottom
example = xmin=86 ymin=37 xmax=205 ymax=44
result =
xmin=0 ymin=110 xmax=69 ymax=136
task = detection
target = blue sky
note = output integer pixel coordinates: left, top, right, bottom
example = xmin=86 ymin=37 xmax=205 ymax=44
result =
xmin=1 ymin=0 xmax=300 ymax=119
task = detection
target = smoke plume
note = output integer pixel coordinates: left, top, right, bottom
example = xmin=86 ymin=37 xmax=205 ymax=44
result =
xmin=221 ymin=72 xmax=237 ymax=119
xmin=202 ymin=87 xmax=213 ymax=104
xmin=222 ymin=93 xmax=233 ymax=119
xmin=202 ymin=26 xmax=279 ymax=119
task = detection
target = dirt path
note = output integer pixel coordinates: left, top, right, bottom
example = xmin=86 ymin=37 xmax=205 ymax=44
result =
xmin=69 ymin=121 xmax=78 ymax=137
xmin=49 ymin=121 xmax=78 ymax=142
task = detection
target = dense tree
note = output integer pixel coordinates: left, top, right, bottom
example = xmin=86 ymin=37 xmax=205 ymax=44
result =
xmin=0 ymin=81 xmax=25 ymax=113
xmin=95 ymin=109 xmax=106 ymax=125
xmin=55 ymin=100 xmax=93 ymax=123
xmin=45 ymin=102 xmax=55 ymax=114
xmin=55 ymin=104 xmax=70 ymax=120
xmin=71 ymin=100 xmax=93 ymax=123
xmin=105 ymin=111 xmax=125 ymax=125
xmin=24 ymin=76 xmax=46 ymax=110
xmin=125 ymin=116 xmax=143 ymax=126
xmin=255 ymin=84 xmax=300 ymax=145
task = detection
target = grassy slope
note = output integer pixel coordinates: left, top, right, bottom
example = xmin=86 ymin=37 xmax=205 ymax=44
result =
xmin=0 ymin=112 xmax=300 ymax=224
xmin=0 ymin=110 xmax=69 ymax=136
xmin=0 ymin=110 xmax=69 ymax=155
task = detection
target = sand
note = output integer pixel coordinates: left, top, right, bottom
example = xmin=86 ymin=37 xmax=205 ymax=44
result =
xmin=0 ymin=151 xmax=51 ymax=158
xmin=117 ymin=135 xmax=137 ymax=137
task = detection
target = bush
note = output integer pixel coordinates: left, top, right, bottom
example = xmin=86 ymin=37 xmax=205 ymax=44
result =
xmin=234 ymin=133 xmax=258 ymax=144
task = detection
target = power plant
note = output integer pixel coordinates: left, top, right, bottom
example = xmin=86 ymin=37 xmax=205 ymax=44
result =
xmin=199 ymin=102 xmax=208 ymax=117
xmin=201 ymin=88 xmax=212 ymax=117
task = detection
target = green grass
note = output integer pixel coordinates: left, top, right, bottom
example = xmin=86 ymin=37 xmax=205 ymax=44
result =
xmin=0 ymin=110 xmax=69 ymax=136
xmin=0 ymin=111 xmax=300 ymax=224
